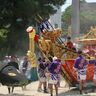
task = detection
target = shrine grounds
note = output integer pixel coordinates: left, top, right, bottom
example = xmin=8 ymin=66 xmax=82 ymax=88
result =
xmin=0 ymin=80 xmax=96 ymax=96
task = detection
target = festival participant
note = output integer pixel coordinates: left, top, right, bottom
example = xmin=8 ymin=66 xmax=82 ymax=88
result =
xmin=66 ymin=36 xmax=74 ymax=49
xmin=73 ymin=50 xmax=88 ymax=94
xmin=56 ymin=59 xmax=61 ymax=87
xmin=48 ymin=56 xmax=61 ymax=96
xmin=37 ymin=57 xmax=48 ymax=93
xmin=20 ymin=56 xmax=31 ymax=90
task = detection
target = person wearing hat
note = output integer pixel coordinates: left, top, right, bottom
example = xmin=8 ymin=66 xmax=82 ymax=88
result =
xmin=73 ymin=50 xmax=88 ymax=94
xmin=48 ymin=56 xmax=61 ymax=96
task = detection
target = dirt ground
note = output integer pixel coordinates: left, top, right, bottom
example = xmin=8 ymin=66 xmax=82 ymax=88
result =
xmin=0 ymin=80 xmax=96 ymax=96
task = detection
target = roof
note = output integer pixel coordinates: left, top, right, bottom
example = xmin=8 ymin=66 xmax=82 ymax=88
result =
xmin=78 ymin=26 xmax=96 ymax=44
xmin=83 ymin=26 xmax=96 ymax=39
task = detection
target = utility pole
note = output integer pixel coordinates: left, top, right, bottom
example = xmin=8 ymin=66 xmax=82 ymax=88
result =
xmin=71 ymin=0 xmax=80 ymax=39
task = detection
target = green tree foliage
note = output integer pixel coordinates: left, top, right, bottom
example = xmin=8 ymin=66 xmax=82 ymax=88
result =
xmin=0 ymin=0 xmax=66 ymax=56
xmin=0 ymin=29 xmax=8 ymax=45
xmin=61 ymin=6 xmax=71 ymax=36
xmin=62 ymin=3 xmax=96 ymax=35
xmin=62 ymin=6 xmax=72 ymax=28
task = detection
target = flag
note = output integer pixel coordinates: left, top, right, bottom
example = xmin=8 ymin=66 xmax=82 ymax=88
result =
xmin=39 ymin=19 xmax=50 ymax=32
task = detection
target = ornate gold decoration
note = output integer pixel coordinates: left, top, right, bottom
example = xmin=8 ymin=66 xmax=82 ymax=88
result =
xmin=26 ymin=26 xmax=37 ymax=68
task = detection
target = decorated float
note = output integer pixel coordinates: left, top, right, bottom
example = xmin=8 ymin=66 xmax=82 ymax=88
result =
xmin=26 ymin=16 xmax=96 ymax=86
xmin=37 ymin=24 xmax=96 ymax=86
xmin=78 ymin=26 xmax=96 ymax=57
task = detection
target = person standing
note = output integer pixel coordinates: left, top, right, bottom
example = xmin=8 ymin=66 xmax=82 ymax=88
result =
xmin=37 ymin=57 xmax=48 ymax=93
xmin=20 ymin=56 xmax=31 ymax=90
xmin=73 ymin=50 xmax=88 ymax=94
xmin=56 ymin=59 xmax=61 ymax=87
xmin=48 ymin=56 xmax=61 ymax=96
xmin=66 ymin=36 xmax=74 ymax=49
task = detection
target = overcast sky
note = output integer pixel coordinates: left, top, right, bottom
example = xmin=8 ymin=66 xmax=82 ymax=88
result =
xmin=61 ymin=0 xmax=96 ymax=12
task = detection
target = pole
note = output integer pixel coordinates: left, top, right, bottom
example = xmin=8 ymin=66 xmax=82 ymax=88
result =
xmin=71 ymin=0 xmax=80 ymax=39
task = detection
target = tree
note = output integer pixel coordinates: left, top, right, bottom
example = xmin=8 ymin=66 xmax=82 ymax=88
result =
xmin=62 ymin=6 xmax=72 ymax=28
xmin=62 ymin=2 xmax=96 ymax=35
xmin=0 ymin=0 xmax=66 ymax=56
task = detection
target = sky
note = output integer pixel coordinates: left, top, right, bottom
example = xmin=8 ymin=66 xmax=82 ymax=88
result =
xmin=61 ymin=0 xmax=96 ymax=12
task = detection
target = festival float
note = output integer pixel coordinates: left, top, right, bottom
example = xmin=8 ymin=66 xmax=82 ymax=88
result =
xmin=37 ymin=24 xmax=96 ymax=86
xmin=78 ymin=26 xmax=96 ymax=56
xmin=26 ymin=17 xmax=96 ymax=86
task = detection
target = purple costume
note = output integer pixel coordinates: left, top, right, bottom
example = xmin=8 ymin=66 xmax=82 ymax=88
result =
xmin=74 ymin=55 xmax=88 ymax=80
xmin=48 ymin=60 xmax=61 ymax=84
